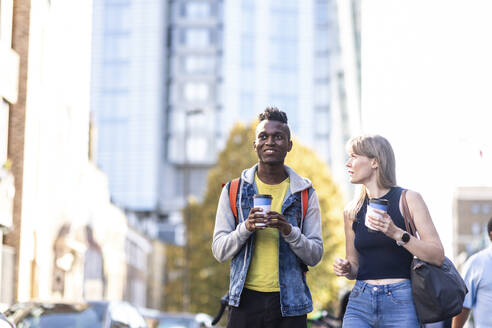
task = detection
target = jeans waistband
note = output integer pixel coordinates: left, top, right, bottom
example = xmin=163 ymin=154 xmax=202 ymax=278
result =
xmin=354 ymin=279 xmax=411 ymax=295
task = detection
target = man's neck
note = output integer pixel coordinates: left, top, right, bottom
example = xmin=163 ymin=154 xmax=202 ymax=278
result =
xmin=257 ymin=162 xmax=288 ymax=185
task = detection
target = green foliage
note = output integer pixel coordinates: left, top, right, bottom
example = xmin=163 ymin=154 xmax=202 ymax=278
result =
xmin=174 ymin=122 xmax=344 ymax=316
xmin=162 ymin=244 xmax=185 ymax=311
xmin=285 ymin=141 xmax=345 ymax=311
xmin=179 ymin=123 xmax=257 ymax=317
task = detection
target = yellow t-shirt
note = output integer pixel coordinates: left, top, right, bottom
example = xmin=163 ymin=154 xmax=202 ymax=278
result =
xmin=244 ymin=173 xmax=290 ymax=292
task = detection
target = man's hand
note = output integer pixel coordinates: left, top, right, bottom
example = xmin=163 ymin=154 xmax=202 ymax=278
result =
xmin=265 ymin=211 xmax=292 ymax=235
xmin=245 ymin=207 xmax=268 ymax=232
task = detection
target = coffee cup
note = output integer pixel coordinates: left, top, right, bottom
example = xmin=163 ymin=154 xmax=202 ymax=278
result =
xmin=253 ymin=194 xmax=272 ymax=227
xmin=365 ymin=198 xmax=388 ymax=232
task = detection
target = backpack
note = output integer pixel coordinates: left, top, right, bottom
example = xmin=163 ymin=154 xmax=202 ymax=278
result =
xmin=227 ymin=177 xmax=309 ymax=229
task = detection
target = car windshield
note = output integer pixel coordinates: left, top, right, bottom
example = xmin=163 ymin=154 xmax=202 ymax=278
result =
xmin=157 ymin=317 xmax=195 ymax=328
xmin=8 ymin=303 xmax=106 ymax=328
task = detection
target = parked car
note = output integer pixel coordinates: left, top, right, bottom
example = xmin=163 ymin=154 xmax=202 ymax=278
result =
xmin=139 ymin=308 xmax=212 ymax=328
xmin=4 ymin=300 xmax=147 ymax=328
xmin=0 ymin=313 xmax=15 ymax=328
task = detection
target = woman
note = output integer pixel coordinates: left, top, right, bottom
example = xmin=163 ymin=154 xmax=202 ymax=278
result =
xmin=333 ymin=135 xmax=444 ymax=328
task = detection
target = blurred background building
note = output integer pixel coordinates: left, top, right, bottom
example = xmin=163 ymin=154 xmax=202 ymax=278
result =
xmin=1 ymin=0 xmax=159 ymax=311
xmin=1 ymin=0 xmax=362 ymax=313
xmin=90 ymin=0 xmax=362 ymax=244
xmin=0 ymin=0 xmax=19 ymax=309
xmin=4 ymin=0 xmax=492 ymax=319
xmin=453 ymin=186 xmax=492 ymax=264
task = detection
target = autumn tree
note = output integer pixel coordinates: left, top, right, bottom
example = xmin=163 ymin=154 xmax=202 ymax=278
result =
xmin=168 ymin=121 xmax=345 ymax=316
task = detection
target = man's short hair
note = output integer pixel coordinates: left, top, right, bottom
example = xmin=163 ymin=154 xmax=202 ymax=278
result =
xmin=488 ymin=217 xmax=492 ymax=234
xmin=258 ymin=107 xmax=288 ymax=124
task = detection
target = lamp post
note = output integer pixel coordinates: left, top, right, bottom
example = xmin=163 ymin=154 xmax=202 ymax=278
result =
xmin=182 ymin=108 xmax=203 ymax=312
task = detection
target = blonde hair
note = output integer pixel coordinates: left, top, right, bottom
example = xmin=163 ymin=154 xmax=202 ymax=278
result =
xmin=345 ymin=135 xmax=397 ymax=221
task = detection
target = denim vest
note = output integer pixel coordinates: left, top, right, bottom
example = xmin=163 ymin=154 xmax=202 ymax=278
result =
xmin=228 ymin=180 xmax=313 ymax=316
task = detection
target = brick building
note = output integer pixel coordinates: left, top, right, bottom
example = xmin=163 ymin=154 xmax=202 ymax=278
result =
xmin=453 ymin=186 xmax=492 ymax=260
xmin=0 ymin=0 xmax=20 ymax=308
xmin=2 ymin=0 xmax=153 ymax=307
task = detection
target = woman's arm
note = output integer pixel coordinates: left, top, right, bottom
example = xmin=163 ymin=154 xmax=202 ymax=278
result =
xmin=370 ymin=190 xmax=445 ymax=266
xmin=333 ymin=210 xmax=359 ymax=280
xmin=401 ymin=190 xmax=445 ymax=266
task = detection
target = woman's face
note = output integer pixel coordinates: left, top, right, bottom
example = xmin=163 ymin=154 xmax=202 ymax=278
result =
xmin=346 ymin=152 xmax=377 ymax=185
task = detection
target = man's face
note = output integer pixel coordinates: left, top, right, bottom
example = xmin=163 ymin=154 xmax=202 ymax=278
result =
xmin=254 ymin=120 xmax=292 ymax=165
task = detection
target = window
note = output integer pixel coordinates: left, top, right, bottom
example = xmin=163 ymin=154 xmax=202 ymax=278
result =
xmin=0 ymin=100 xmax=9 ymax=164
xmin=241 ymin=9 xmax=255 ymax=35
xmin=183 ymin=56 xmax=215 ymax=74
xmin=270 ymin=71 xmax=297 ymax=95
xmin=241 ymin=70 xmax=255 ymax=92
xmin=99 ymin=93 xmax=129 ymax=121
xmin=103 ymin=62 xmax=129 ymax=89
xmin=471 ymin=203 xmax=480 ymax=215
xmin=183 ymin=82 xmax=209 ymax=102
xmin=269 ymin=40 xmax=297 ymax=70
xmin=270 ymin=13 xmax=298 ymax=39
xmin=0 ymin=0 xmax=14 ymax=44
xmin=241 ymin=0 xmax=254 ymax=10
xmin=167 ymin=133 xmax=210 ymax=164
xmin=187 ymin=110 xmax=207 ymax=131
xmin=183 ymin=1 xmax=212 ymax=18
xmin=315 ymin=110 xmax=330 ymax=135
xmin=270 ymin=0 xmax=298 ymax=11
xmin=314 ymin=57 xmax=330 ymax=80
xmin=103 ymin=35 xmax=130 ymax=60
xmin=186 ymin=136 xmax=208 ymax=162
xmin=267 ymin=96 xmax=297 ymax=131
xmin=315 ymin=32 xmax=331 ymax=53
xmin=103 ymin=3 xmax=131 ymax=34
xmin=314 ymin=83 xmax=331 ymax=106
xmin=182 ymin=28 xmax=211 ymax=47
xmin=240 ymin=36 xmax=255 ymax=68
xmin=315 ymin=1 xmax=330 ymax=25
xmin=240 ymin=92 xmax=254 ymax=121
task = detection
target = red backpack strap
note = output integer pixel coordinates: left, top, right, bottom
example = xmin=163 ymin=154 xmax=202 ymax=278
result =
xmin=301 ymin=189 xmax=309 ymax=220
xmin=299 ymin=188 xmax=309 ymax=232
xmin=228 ymin=178 xmax=241 ymax=225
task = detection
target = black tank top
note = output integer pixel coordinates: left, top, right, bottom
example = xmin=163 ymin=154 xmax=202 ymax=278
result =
xmin=352 ymin=187 xmax=413 ymax=280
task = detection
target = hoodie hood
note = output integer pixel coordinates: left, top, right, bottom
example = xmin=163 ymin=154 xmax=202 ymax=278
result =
xmin=241 ymin=164 xmax=313 ymax=194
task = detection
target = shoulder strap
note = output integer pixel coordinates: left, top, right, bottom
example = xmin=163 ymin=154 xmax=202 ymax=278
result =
xmin=301 ymin=188 xmax=309 ymax=220
xmin=401 ymin=189 xmax=417 ymax=237
xmin=229 ymin=180 xmax=309 ymax=229
xmin=228 ymin=178 xmax=241 ymax=226
xmin=299 ymin=188 xmax=310 ymax=232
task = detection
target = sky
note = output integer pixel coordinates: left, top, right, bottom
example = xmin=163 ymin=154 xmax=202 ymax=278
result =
xmin=361 ymin=0 xmax=492 ymax=256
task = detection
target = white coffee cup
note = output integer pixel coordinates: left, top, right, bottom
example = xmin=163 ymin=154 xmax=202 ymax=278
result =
xmin=365 ymin=198 xmax=388 ymax=232
xmin=253 ymin=194 xmax=272 ymax=227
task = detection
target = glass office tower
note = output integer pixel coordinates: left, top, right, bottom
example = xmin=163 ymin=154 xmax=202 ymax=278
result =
xmin=91 ymin=0 xmax=357 ymax=240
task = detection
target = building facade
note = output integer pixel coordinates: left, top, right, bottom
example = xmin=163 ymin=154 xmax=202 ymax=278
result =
xmin=2 ymin=0 xmax=152 ymax=307
xmin=0 ymin=0 xmax=19 ymax=309
xmin=453 ymin=187 xmax=492 ymax=261
xmin=91 ymin=0 xmax=168 ymax=212
xmin=91 ymin=0 xmax=360 ymax=233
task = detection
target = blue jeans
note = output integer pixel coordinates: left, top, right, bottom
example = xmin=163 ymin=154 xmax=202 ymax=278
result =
xmin=343 ymin=280 xmax=421 ymax=328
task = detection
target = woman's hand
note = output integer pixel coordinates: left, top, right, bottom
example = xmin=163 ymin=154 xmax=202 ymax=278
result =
xmin=333 ymin=258 xmax=353 ymax=278
xmin=367 ymin=209 xmax=402 ymax=240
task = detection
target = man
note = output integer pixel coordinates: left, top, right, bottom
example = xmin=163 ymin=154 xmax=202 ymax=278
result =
xmin=212 ymin=107 xmax=323 ymax=328
xmin=452 ymin=217 xmax=492 ymax=328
